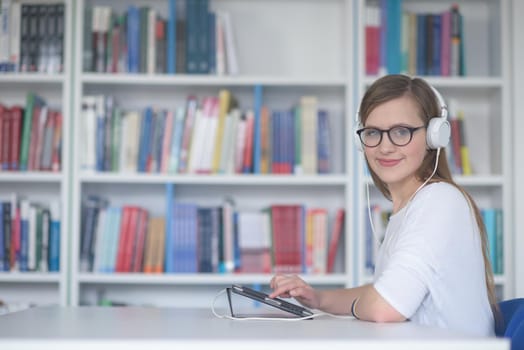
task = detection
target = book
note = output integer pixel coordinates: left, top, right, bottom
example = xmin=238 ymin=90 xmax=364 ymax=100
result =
xmin=327 ymin=209 xmax=345 ymax=273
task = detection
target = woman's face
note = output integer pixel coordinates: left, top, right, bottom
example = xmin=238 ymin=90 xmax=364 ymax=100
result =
xmin=363 ymin=96 xmax=427 ymax=191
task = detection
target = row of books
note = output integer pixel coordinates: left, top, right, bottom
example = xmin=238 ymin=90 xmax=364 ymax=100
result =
xmin=79 ymin=195 xmax=345 ymax=275
xmin=0 ymin=2 xmax=65 ymax=73
xmin=365 ymin=1 xmax=464 ymax=76
xmin=80 ymin=91 xmax=332 ymax=175
xmin=0 ymin=93 xmax=63 ymax=172
xmin=0 ymin=195 xmax=61 ymax=272
xmin=84 ymin=0 xmax=238 ymax=75
xmin=364 ymin=205 xmax=504 ymax=275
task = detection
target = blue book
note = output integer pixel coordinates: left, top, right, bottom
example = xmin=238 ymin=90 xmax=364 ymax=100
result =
xmin=271 ymin=111 xmax=280 ymax=173
xmin=19 ymin=200 xmax=30 ymax=272
xmin=385 ymin=0 xmax=402 ymax=74
xmin=169 ymin=107 xmax=186 ymax=174
xmin=127 ymin=6 xmax=140 ymax=73
xmin=167 ymin=0 xmax=177 ymax=74
xmin=482 ymin=208 xmax=497 ymax=272
xmin=317 ymin=110 xmax=331 ymax=174
xmin=208 ymin=12 xmax=216 ymax=73
xmin=253 ymin=85 xmax=263 ymax=174
xmin=431 ymin=14 xmax=442 ymax=75
xmin=95 ymin=97 xmax=106 ymax=171
xmin=232 ymin=211 xmax=241 ymax=271
xmin=137 ymin=107 xmax=153 ymax=172
xmin=495 ymin=209 xmax=504 ymax=274
xmin=48 ymin=202 xmax=60 ymax=272
xmin=185 ymin=0 xmax=198 ymax=73
xmin=197 ymin=0 xmax=209 ymax=73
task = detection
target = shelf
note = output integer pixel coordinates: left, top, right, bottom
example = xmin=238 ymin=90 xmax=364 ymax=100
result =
xmin=0 ymin=172 xmax=64 ymax=183
xmin=78 ymin=173 xmax=348 ymax=186
xmin=0 ymin=74 xmax=65 ymax=84
xmin=0 ymin=272 xmax=61 ymax=283
xmin=77 ymin=273 xmax=349 ymax=285
xmin=81 ymin=73 xmax=347 ymax=87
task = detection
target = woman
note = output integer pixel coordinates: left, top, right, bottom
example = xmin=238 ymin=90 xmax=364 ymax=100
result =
xmin=269 ymin=74 xmax=498 ymax=336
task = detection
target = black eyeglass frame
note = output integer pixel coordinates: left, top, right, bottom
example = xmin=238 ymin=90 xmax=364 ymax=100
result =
xmin=356 ymin=125 xmax=426 ymax=148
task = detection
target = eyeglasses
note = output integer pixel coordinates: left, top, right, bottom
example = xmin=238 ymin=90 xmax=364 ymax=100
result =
xmin=356 ymin=125 xmax=425 ymax=147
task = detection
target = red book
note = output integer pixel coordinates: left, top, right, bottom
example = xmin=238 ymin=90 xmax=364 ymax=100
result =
xmin=27 ymin=104 xmax=42 ymax=171
xmin=115 ymin=206 xmax=132 ymax=272
xmin=0 ymin=105 xmax=6 ymax=169
xmin=122 ymin=207 xmax=139 ymax=272
xmin=10 ymin=107 xmax=24 ymax=171
xmin=132 ymin=208 xmax=149 ymax=272
xmin=51 ymin=111 xmax=62 ymax=172
xmin=242 ymin=111 xmax=254 ymax=173
xmin=271 ymin=205 xmax=302 ymax=273
xmin=327 ymin=209 xmax=345 ymax=273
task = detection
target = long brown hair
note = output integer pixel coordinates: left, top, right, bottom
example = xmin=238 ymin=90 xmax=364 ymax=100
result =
xmin=358 ymin=74 xmax=499 ymax=325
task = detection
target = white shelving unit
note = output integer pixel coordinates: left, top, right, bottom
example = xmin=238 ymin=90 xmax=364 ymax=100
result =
xmin=355 ymin=0 xmax=513 ymax=300
xmin=0 ymin=0 xmax=73 ymax=307
xmin=70 ymin=0 xmax=355 ymax=306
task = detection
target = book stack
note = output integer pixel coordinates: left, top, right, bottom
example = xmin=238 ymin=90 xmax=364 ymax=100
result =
xmin=365 ymin=1 xmax=465 ymax=76
xmin=0 ymin=94 xmax=63 ymax=172
xmin=80 ymin=92 xmax=333 ymax=175
xmin=79 ymin=194 xmax=345 ymax=275
xmin=0 ymin=2 xmax=65 ymax=73
xmin=84 ymin=0 xmax=238 ymax=75
xmin=0 ymin=195 xmax=60 ymax=272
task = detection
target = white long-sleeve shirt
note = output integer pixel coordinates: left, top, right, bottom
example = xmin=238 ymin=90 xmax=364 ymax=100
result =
xmin=373 ymin=182 xmax=494 ymax=336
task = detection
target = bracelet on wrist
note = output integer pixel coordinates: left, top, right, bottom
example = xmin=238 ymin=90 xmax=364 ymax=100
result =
xmin=351 ymin=297 xmax=361 ymax=320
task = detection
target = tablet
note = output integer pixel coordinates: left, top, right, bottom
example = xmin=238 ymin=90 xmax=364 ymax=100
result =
xmin=227 ymin=284 xmax=314 ymax=319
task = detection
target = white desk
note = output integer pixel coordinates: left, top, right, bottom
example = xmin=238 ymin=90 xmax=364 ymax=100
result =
xmin=0 ymin=306 xmax=509 ymax=350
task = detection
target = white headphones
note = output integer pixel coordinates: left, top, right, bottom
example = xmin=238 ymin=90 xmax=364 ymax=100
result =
xmin=354 ymin=84 xmax=451 ymax=151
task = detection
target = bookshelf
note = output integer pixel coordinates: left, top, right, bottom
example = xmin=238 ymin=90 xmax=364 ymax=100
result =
xmin=0 ymin=0 xmax=72 ymax=309
xmin=70 ymin=0 xmax=355 ymax=306
xmin=356 ymin=0 xmax=513 ymax=300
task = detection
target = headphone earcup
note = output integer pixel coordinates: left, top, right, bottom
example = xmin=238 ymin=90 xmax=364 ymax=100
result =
xmin=426 ymin=117 xmax=451 ymax=149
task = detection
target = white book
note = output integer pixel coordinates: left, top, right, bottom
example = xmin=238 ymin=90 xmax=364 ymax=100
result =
xmin=224 ymin=109 xmax=240 ymax=174
xmin=313 ymin=210 xmax=327 ymax=274
xmin=122 ymin=111 xmax=141 ymax=173
xmin=9 ymin=1 xmax=20 ymax=70
xmin=218 ymin=113 xmax=232 ymax=173
xmin=27 ymin=204 xmax=37 ymax=272
xmin=0 ymin=0 xmax=11 ymax=64
xmin=187 ymin=108 xmax=205 ymax=173
xmin=300 ymin=96 xmax=318 ymax=174
xmin=81 ymin=96 xmax=97 ymax=171
xmin=215 ymin=12 xmax=226 ymax=75
xmin=220 ymin=12 xmax=239 ymax=75
xmin=147 ymin=8 xmax=156 ymax=74
xmin=39 ymin=208 xmax=50 ymax=272
xmin=168 ymin=107 xmax=186 ymax=174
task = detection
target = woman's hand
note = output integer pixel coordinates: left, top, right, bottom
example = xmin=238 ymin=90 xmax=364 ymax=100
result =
xmin=269 ymin=274 xmax=321 ymax=310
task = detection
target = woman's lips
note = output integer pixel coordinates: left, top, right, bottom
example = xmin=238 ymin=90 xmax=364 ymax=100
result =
xmin=378 ymin=158 xmax=401 ymax=167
